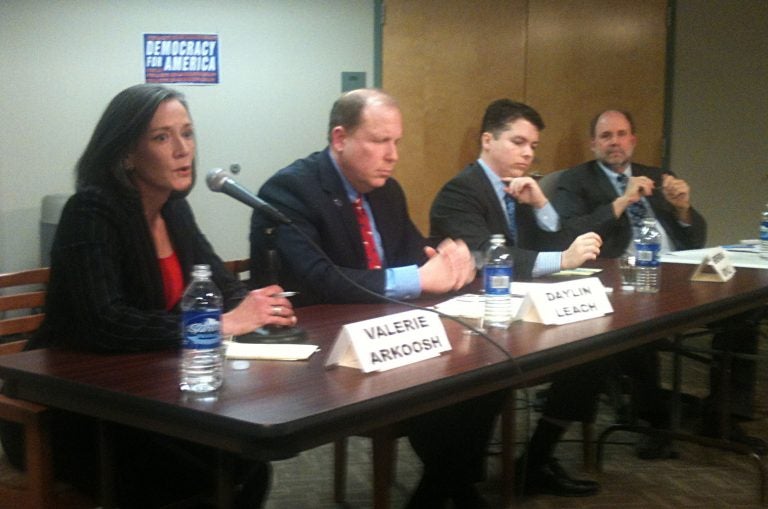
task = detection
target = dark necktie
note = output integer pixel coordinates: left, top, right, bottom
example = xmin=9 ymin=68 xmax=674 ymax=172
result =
xmin=352 ymin=195 xmax=382 ymax=269
xmin=616 ymin=173 xmax=648 ymax=230
xmin=503 ymin=194 xmax=517 ymax=245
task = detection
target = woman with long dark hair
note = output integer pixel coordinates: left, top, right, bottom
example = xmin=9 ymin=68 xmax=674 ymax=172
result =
xmin=1 ymin=84 xmax=296 ymax=507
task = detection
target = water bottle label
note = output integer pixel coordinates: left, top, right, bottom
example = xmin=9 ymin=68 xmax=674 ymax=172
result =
xmin=182 ymin=310 xmax=221 ymax=349
xmin=484 ymin=266 xmax=512 ymax=296
xmin=635 ymin=244 xmax=660 ymax=267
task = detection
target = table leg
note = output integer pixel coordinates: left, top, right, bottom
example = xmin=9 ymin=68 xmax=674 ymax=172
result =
xmin=501 ymin=388 xmax=517 ymax=507
xmin=334 ymin=439 xmax=348 ymax=503
xmin=98 ymin=420 xmax=117 ymax=509
xmin=216 ymin=450 xmax=236 ymax=508
xmin=372 ymin=430 xmax=397 ymax=509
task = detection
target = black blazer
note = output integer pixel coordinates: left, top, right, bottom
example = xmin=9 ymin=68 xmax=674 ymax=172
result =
xmin=429 ymin=162 xmax=570 ymax=279
xmin=552 ymin=160 xmax=707 ymax=258
xmin=32 ymin=185 xmax=246 ymax=352
xmin=251 ymin=149 xmax=428 ymax=306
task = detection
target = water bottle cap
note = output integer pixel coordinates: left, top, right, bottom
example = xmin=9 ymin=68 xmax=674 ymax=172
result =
xmin=191 ymin=264 xmax=212 ymax=279
xmin=489 ymin=234 xmax=506 ymax=245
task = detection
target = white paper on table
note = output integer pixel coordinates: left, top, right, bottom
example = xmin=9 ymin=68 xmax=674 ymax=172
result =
xmin=224 ymin=341 xmax=319 ymax=361
xmin=662 ymin=247 xmax=768 ymax=269
xmin=433 ymin=292 xmax=526 ymax=320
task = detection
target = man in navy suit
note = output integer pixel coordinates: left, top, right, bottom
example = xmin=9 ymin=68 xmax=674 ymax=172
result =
xmin=430 ymin=99 xmax=601 ymax=274
xmin=251 ymin=89 xmax=474 ymax=307
xmin=251 ymin=89 xmax=495 ymax=508
xmin=553 ymin=109 xmax=764 ymax=456
xmin=430 ymin=99 xmax=605 ymax=498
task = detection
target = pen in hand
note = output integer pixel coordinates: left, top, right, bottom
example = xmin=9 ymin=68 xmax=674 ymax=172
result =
xmin=270 ymin=291 xmax=299 ymax=298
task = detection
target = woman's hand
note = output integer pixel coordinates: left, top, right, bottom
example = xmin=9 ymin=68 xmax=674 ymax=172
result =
xmin=221 ymin=285 xmax=297 ymax=336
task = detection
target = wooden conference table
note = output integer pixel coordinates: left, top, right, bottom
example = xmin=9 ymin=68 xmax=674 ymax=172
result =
xmin=1 ymin=260 xmax=767 ymax=508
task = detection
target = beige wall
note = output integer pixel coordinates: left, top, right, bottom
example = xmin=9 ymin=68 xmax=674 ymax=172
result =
xmin=0 ymin=0 xmax=375 ymax=273
xmin=669 ymin=0 xmax=768 ymax=246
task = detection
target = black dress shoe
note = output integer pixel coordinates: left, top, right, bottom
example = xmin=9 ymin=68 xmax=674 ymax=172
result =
xmin=521 ymin=458 xmax=600 ymax=497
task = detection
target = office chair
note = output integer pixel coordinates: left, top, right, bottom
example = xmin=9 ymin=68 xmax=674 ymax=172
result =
xmin=0 ymin=267 xmax=92 ymax=509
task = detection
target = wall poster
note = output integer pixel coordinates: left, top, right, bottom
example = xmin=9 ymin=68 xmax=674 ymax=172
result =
xmin=144 ymin=33 xmax=219 ymax=84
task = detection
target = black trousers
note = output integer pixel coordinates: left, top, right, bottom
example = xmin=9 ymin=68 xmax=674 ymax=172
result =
xmin=542 ymin=360 xmax=610 ymax=423
xmin=609 ymin=309 xmax=765 ymax=424
xmin=407 ymin=391 xmax=506 ymax=491
xmin=540 ymin=340 xmax=672 ymax=429
xmin=708 ymin=308 xmax=765 ymax=418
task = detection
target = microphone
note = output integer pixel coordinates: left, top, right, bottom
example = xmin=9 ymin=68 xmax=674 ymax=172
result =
xmin=206 ymin=168 xmax=292 ymax=225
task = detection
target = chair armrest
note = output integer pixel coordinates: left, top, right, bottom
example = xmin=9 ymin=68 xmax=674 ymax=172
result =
xmin=0 ymin=394 xmax=48 ymax=425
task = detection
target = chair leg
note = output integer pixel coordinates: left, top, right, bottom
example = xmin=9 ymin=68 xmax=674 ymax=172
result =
xmin=751 ymin=453 xmax=768 ymax=505
xmin=333 ymin=438 xmax=347 ymax=503
xmin=717 ymin=350 xmax=733 ymax=439
xmin=371 ymin=431 xmax=397 ymax=509
xmin=98 ymin=421 xmax=118 ymax=509
xmin=24 ymin=416 xmax=54 ymax=509
xmin=500 ymin=388 xmax=517 ymax=508
xmin=581 ymin=421 xmax=595 ymax=471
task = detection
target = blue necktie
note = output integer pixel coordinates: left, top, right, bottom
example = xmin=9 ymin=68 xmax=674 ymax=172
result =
xmin=504 ymin=194 xmax=517 ymax=245
xmin=616 ymin=174 xmax=648 ymax=230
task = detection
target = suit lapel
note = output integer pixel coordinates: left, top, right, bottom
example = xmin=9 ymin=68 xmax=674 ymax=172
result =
xmin=470 ymin=163 xmax=507 ymax=230
xmin=590 ymin=161 xmax=620 ymax=200
xmin=317 ymin=152 xmax=368 ymax=265
xmin=470 ymin=164 xmax=499 ymax=207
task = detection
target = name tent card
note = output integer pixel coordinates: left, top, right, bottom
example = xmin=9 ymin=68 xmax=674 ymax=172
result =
xmin=516 ymin=277 xmax=613 ymax=325
xmin=325 ymin=309 xmax=451 ymax=373
xmin=690 ymin=247 xmax=736 ymax=282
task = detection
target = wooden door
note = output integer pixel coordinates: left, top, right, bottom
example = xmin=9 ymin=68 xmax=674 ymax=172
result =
xmin=382 ymin=0 xmax=668 ymax=233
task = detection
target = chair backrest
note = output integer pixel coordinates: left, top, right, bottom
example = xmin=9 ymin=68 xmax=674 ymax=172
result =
xmin=223 ymin=258 xmax=251 ymax=282
xmin=0 ymin=268 xmax=49 ymax=341
xmin=538 ymin=168 xmax=567 ymax=200
xmin=0 ymin=339 xmax=27 ymax=356
xmin=0 ymin=269 xmax=95 ymax=509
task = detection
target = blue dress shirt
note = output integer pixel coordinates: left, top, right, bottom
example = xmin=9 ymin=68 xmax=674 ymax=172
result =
xmin=478 ymin=159 xmax=562 ymax=277
xmin=330 ymin=152 xmax=421 ymax=299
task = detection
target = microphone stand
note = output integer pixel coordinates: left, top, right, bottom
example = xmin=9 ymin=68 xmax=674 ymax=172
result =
xmin=235 ymin=225 xmax=307 ymax=344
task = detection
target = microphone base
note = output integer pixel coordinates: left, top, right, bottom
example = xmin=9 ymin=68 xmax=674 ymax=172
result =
xmin=234 ymin=325 xmax=308 ymax=344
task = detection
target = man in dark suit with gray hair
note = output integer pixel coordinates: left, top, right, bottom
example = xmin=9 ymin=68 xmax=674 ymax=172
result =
xmin=553 ymin=109 xmax=764 ymax=457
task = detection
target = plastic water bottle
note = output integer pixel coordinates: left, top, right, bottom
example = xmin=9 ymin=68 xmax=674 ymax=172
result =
xmin=634 ymin=218 xmax=661 ymax=293
xmin=483 ymin=234 xmax=513 ymax=328
xmin=180 ymin=264 xmax=223 ymax=392
xmin=760 ymin=203 xmax=768 ymax=259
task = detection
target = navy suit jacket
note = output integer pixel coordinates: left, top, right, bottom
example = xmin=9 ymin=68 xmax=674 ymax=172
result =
xmin=552 ymin=160 xmax=707 ymax=259
xmin=429 ymin=162 xmax=572 ymax=279
xmin=250 ymin=149 xmax=428 ymax=306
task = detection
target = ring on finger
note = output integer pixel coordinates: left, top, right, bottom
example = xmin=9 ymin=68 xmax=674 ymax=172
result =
xmin=272 ymin=305 xmax=282 ymax=316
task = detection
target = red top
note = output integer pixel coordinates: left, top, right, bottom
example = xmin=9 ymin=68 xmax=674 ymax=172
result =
xmin=158 ymin=252 xmax=184 ymax=310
